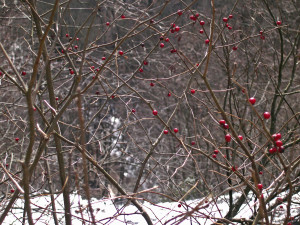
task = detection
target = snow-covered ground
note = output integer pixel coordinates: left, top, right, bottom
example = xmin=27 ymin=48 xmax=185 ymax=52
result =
xmin=1 ymin=191 xmax=299 ymax=224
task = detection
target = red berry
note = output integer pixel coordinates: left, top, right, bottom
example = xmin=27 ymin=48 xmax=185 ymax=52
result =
xmin=259 ymin=171 xmax=263 ymax=175
xmin=191 ymin=141 xmax=195 ymax=145
xmin=177 ymin=10 xmax=183 ymax=16
xmin=76 ymin=37 xmax=79 ymax=41
xmin=257 ymin=183 xmax=263 ymax=190
xmin=190 ymin=15 xmax=197 ymax=21
xmin=238 ymin=135 xmax=243 ymax=140
xmin=212 ymin=154 xmax=217 ymax=158
xmin=200 ymin=21 xmax=205 ymax=26
xmin=167 ymin=92 xmax=171 ymax=97
xmin=0 ymin=72 xmax=2 ymax=76
xmin=223 ymin=17 xmax=228 ymax=22
xmin=143 ymin=61 xmax=148 ymax=65
xmin=219 ymin=120 xmax=226 ymax=125
xmin=160 ymin=43 xmax=165 ymax=48
xmin=164 ymin=130 xmax=168 ymax=134
xmin=178 ymin=203 xmax=182 ymax=208
xmin=276 ymin=21 xmax=282 ymax=25
xmin=91 ymin=66 xmax=95 ymax=70
xmin=232 ymin=46 xmax=237 ymax=51
xmin=74 ymin=45 xmax=78 ymax=49
xmin=191 ymin=89 xmax=196 ymax=94
xmin=231 ymin=166 xmax=237 ymax=172
xmin=249 ymin=97 xmax=256 ymax=105
xmin=229 ymin=14 xmax=233 ymax=19
xmin=106 ymin=22 xmax=110 ymax=26
xmin=96 ymin=91 xmax=100 ymax=95
xmin=280 ymin=205 xmax=283 ymax=209
xmin=65 ymin=34 xmax=69 ymax=37
xmin=272 ymin=134 xmax=278 ymax=141
xmin=199 ymin=29 xmax=204 ymax=34
xmin=132 ymin=109 xmax=136 ymax=113
xmin=15 ymin=138 xmax=19 ymax=142
xmin=21 ymin=71 xmax=26 ymax=76
xmin=228 ymin=26 xmax=232 ymax=30
xmin=150 ymin=19 xmax=154 ymax=24
xmin=260 ymin=35 xmax=265 ymax=40
xmin=269 ymin=147 xmax=277 ymax=154
xmin=205 ymin=39 xmax=209 ymax=44
xmin=153 ymin=110 xmax=158 ymax=116
xmin=195 ymin=13 xmax=199 ymax=18
xmin=55 ymin=97 xmax=59 ymax=101
xmin=276 ymin=140 xmax=283 ymax=147
xmin=102 ymin=57 xmax=106 ymax=60
xmin=263 ymin=112 xmax=271 ymax=119
xmin=119 ymin=50 xmax=124 ymax=56
xmin=165 ymin=38 xmax=169 ymax=42
xmin=170 ymin=29 xmax=175 ymax=33
xmin=225 ymin=134 xmax=231 ymax=142
xmin=278 ymin=146 xmax=285 ymax=153
xmin=223 ymin=123 xmax=229 ymax=129
xmin=121 ymin=14 xmax=126 ymax=19
xmin=214 ymin=150 xmax=219 ymax=154
xmin=159 ymin=36 xmax=164 ymax=40
xmin=174 ymin=128 xmax=179 ymax=133
xmin=150 ymin=82 xmax=154 ymax=87
xmin=10 ymin=189 xmax=14 ymax=193
xmin=70 ymin=70 xmax=74 ymax=75
xmin=175 ymin=26 xmax=180 ymax=32
xmin=139 ymin=68 xmax=143 ymax=72
xmin=276 ymin=133 xmax=282 ymax=139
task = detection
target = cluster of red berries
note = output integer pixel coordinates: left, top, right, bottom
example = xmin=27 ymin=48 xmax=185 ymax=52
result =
xmin=219 ymin=120 xmax=229 ymax=130
xmin=170 ymin=23 xmax=180 ymax=33
xmin=259 ymin=30 xmax=265 ymax=40
xmin=269 ymin=133 xmax=284 ymax=154
xmin=223 ymin=15 xmax=233 ymax=30
xmin=163 ymin=128 xmax=179 ymax=134
xmin=189 ymin=13 xmax=200 ymax=21
xmin=212 ymin=149 xmax=219 ymax=158
xmin=170 ymin=49 xmax=177 ymax=53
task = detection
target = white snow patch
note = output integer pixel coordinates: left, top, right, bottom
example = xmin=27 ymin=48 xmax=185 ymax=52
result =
xmin=1 ymin=190 xmax=298 ymax=224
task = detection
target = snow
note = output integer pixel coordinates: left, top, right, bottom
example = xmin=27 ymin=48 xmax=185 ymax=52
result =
xmin=1 ymin=191 xmax=298 ymax=224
